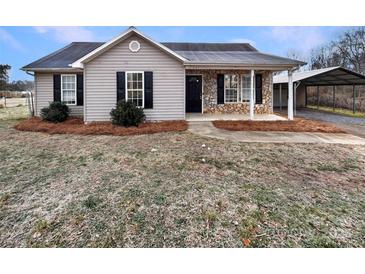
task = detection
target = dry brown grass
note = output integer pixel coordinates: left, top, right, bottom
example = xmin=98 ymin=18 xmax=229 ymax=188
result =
xmin=1 ymin=119 xmax=365 ymax=247
xmin=14 ymin=117 xmax=188 ymax=136
xmin=213 ymin=118 xmax=345 ymax=133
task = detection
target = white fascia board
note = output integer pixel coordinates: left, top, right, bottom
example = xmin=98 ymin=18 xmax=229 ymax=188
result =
xmin=71 ymin=27 xmax=187 ymax=68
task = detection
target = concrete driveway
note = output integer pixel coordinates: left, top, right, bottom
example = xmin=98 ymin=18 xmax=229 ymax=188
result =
xmin=296 ymin=109 xmax=365 ymax=138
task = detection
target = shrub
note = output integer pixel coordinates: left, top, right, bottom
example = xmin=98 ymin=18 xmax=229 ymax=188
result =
xmin=110 ymin=100 xmax=145 ymax=127
xmin=40 ymin=102 xmax=70 ymax=123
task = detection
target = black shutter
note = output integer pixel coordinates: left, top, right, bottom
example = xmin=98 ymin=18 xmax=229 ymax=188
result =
xmin=77 ymin=74 xmax=83 ymax=106
xmin=255 ymin=74 xmax=263 ymax=104
xmin=217 ymin=74 xmax=224 ymax=104
xmin=53 ymin=74 xmax=61 ymax=102
xmin=116 ymin=72 xmax=125 ymax=103
xmin=144 ymin=71 xmax=153 ymax=109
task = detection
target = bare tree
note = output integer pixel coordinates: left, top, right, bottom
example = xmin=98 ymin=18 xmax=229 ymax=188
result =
xmin=310 ymin=27 xmax=365 ymax=74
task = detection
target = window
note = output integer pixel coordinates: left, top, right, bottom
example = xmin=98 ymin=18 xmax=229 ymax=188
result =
xmin=224 ymin=74 xmax=239 ymax=103
xmin=61 ymin=75 xmax=76 ymax=105
xmin=129 ymin=40 xmax=141 ymax=52
xmin=241 ymin=74 xmax=251 ymax=102
xmin=126 ymin=72 xmax=144 ymax=107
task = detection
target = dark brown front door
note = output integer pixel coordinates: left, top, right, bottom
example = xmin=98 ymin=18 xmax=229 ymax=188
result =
xmin=186 ymin=75 xmax=202 ymax=113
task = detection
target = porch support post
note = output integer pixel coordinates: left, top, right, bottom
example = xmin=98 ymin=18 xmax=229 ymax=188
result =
xmin=250 ymin=69 xmax=255 ymax=120
xmin=279 ymin=83 xmax=282 ymax=111
xmin=317 ymin=86 xmax=320 ymax=109
xmin=288 ymin=69 xmax=294 ymax=120
xmin=294 ymin=82 xmax=297 ymax=116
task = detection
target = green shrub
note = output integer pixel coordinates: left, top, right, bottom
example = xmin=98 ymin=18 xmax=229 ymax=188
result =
xmin=110 ymin=100 xmax=145 ymax=127
xmin=40 ymin=102 xmax=70 ymax=123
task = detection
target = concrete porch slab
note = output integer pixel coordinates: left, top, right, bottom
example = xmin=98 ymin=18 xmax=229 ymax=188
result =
xmin=186 ymin=113 xmax=286 ymax=122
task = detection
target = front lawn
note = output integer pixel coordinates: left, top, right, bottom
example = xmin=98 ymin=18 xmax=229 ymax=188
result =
xmin=1 ymin=119 xmax=364 ymax=247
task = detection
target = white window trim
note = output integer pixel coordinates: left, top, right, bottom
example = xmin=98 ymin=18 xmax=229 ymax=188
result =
xmin=240 ymin=73 xmax=252 ymax=103
xmin=224 ymin=74 xmax=239 ymax=104
xmin=125 ymin=71 xmax=144 ymax=108
xmin=129 ymin=40 xmax=141 ymax=52
xmin=61 ymin=74 xmax=77 ymax=106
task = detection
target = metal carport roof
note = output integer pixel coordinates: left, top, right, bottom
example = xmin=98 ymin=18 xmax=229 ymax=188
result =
xmin=274 ymin=67 xmax=365 ymax=86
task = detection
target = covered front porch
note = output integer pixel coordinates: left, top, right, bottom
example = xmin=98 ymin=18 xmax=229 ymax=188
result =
xmin=185 ymin=67 xmax=297 ymax=121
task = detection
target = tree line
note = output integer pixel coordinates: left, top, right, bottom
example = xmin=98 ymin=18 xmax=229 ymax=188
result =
xmin=0 ymin=65 xmax=34 ymax=92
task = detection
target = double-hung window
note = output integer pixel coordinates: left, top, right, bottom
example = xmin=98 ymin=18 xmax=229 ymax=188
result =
xmin=224 ymin=74 xmax=239 ymax=103
xmin=61 ymin=75 xmax=76 ymax=105
xmin=126 ymin=72 xmax=144 ymax=107
xmin=241 ymin=74 xmax=251 ymax=102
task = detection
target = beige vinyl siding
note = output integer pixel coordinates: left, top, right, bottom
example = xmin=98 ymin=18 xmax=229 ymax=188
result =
xmin=84 ymin=34 xmax=185 ymax=122
xmin=34 ymin=72 xmax=83 ymax=117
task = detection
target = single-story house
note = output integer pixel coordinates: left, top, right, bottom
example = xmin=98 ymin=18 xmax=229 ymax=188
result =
xmin=273 ymin=66 xmax=365 ymax=113
xmin=22 ymin=27 xmax=305 ymax=122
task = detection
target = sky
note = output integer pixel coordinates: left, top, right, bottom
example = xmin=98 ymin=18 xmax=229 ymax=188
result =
xmin=0 ymin=26 xmax=354 ymax=81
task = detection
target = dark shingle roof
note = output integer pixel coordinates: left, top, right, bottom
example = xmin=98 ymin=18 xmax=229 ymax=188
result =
xmin=23 ymin=41 xmax=305 ymax=69
xmin=22 ymin=42 xmax=104 ymax=69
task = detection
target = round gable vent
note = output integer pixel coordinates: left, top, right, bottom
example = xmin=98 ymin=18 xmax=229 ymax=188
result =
xmin=129 ymin=40 xmax=141 ymax=52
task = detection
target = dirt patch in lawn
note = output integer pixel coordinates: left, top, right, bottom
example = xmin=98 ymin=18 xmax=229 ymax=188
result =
xmin=14 ymin=117 xmax=188 ymax=136
xmin=213 ymin=118 xmax=345 ymax=133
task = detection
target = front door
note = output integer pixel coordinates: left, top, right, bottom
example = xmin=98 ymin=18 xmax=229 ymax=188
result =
xmin=186 ymin=75 xmax=202 ymax=113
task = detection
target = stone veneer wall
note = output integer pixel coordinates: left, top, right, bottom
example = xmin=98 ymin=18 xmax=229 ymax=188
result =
xmin=186 ymin=69 xmax=273 ymax=114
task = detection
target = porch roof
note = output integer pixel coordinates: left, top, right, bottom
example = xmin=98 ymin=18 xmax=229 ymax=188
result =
xmin=168 ymin=50 xmax=306 ymax=67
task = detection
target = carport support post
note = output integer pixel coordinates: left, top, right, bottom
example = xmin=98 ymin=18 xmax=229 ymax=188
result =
xmin=250 ymin=69 xmax=255 ymax=120
xmin=332 ymin=86 xmax=336 ymax=111
xmin=352 ymin=84 xmax=355 ymax=114
xmin=317 ymin=86 xmax=320 ymax=109
xmin=288 ymin=69 xmax=294 ymax=120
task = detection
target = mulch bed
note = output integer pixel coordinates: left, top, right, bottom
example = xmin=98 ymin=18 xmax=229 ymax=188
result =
xmin=14 ymin=117 xmax=188 ymax=136
xmin=212 ymin=118 xmax=346 ymax=133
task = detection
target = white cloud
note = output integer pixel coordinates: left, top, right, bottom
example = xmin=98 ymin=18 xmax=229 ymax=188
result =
xmin=267 ymin=27 xmax=325 ymax=55
xmin=33 ymin=26 xmax=96 ymax=43
xmin=229 ymin=38 xmax=256 ymax=46
xmin=0 ymin=28 xmax=24 ymax=51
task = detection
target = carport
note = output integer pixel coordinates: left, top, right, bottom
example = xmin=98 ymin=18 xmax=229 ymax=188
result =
xmin=273 ymin=66 xmax=365 ymax=116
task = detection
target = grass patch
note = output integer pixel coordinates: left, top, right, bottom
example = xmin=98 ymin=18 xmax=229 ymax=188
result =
xmin=307 ymin=105 xmax=365 ymax=118
xmin=0 ymin=106 xmax=28 ymax=121
xmin=83 ymin=196 xmax=102 ymax=209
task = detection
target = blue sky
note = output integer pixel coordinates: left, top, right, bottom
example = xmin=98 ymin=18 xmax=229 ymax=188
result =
xmin=0 ymin=26 xmax=353 ymax=81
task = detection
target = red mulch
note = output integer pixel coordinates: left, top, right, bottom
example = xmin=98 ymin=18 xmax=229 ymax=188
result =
xmin=14 ymin=117 xmax=188 ymax=136
xmin=213 ymin=118 xmax=345 ymax=133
